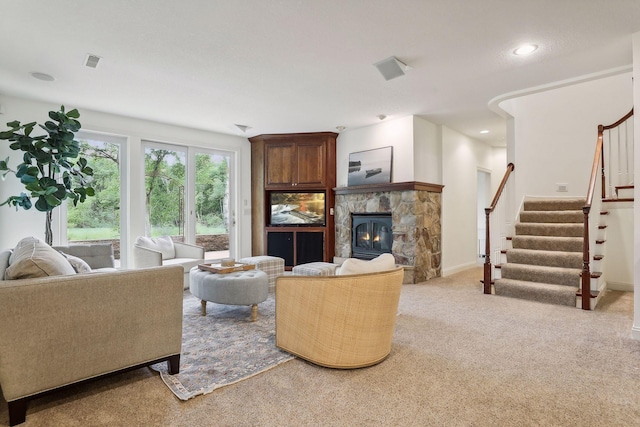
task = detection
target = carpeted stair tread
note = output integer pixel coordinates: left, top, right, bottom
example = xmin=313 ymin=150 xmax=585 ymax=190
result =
xmin=511 ymin=236 xmax=583 ymax=252
xmin=494 ymin=278 xmax=577 ymax=307
xmin=500 ymin=263 xmax=581 ymax=287
xmin=523 ymin=198 xmax=586 ymax=211
xmin=519 ymin=210 xmax=583 ymax=224
xmin=505 ymin=248 xmax=582 ymax=269
xmin=515 ymin=222 xmax=583 ymax=237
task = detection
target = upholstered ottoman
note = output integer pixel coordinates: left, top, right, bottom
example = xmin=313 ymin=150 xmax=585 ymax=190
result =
xmin=238 ymin=256 xmax=285 ymax=292
xmin=189 ymin=267 xmax=269 ymax=321
xmin=292 ymin=262 xmax=338 ymax=276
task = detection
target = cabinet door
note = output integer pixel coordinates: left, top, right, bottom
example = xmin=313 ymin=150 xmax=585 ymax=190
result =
xmin=296 ymin=141 xmax=325 ymax=187
xmin=265 ymin=143 xmax=295 ymax=188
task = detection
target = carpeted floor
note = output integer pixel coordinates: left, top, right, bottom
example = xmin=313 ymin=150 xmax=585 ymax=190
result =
xmin=2 ymin=267 xmax=639 ymax=426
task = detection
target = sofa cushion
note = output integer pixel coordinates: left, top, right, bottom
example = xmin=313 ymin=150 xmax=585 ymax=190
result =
xmin=0 ymin=249 xmax=12 ymax=281
xmin=337 ymin=253 xmax=396 ymax=276
xmin=59 ymin=252 xmax=93 ymax=273
xmin=5 ymin=237 xmax=76 ymax=280
xmin=135 ymin=236 xmax=176 ymax=260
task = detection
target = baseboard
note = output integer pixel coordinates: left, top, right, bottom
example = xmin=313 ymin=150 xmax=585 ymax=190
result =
xmin=443 ymin=262 xmax=478 ymax=277
xmin=632 ymin=325 xmax=640 ymax=341
xmin=606 ymin=281 xmax=634 ymax=292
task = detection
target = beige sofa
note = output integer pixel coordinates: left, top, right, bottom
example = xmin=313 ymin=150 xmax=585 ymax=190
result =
xmin=0 ymin=240 xmax=184 ymax=426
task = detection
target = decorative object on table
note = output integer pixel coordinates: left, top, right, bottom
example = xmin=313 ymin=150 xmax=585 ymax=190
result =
xmin=0 ymin=106 xmax=95 ymax=245
xmin=220 ymin=257 xmax=235 ymax=267
xmin=151 ymin=293 xmax=293 ymax=400
xmin=197 ymin=262 xmax=254 ymax=274
xmin=347 ymin=146 xmax=392 ymax=186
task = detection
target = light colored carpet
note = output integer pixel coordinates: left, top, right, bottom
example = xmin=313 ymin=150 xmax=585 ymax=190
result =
xmin=151 ymin=293 xmax=293 ymax=400
xmin=2 ymin=267 xmax=639 ymax=426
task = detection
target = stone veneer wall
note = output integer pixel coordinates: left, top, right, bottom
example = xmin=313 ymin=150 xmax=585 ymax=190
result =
xmin=334 ymin=186 xmax=442 ymax=284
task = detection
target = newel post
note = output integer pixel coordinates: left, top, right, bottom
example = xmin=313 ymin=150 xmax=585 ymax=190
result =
xmin=483 ymin=208 xmax=492 ymax=294
xmin=581 ymin=206 xmax=592 ymax=310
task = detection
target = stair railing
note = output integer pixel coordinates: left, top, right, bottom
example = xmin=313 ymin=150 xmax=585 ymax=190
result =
xmin=483 ymin=162 xmax=515 ymax=294
xmin=581 ymin=108 xmax=633 ymax=310
xmin=601 ymin=108 xmax=634 ymax=199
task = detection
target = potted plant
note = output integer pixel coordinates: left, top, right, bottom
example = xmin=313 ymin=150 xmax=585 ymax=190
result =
xmin=0 ymin=106 xmax=95 ymax=245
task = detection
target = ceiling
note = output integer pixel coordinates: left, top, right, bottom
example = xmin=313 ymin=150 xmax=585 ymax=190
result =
xmin=1 ymin=1 xmax=639 ymax=146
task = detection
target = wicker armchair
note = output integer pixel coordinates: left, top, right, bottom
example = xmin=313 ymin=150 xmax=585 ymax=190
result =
xmin=275 ymin=267 xmax=404 ymax=369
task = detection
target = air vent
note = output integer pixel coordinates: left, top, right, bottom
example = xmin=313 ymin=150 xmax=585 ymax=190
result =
xmin=85 ymin=54 xmax=102 ymax=68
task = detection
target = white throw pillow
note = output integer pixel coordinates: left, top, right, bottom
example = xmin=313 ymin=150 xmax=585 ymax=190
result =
xmin=5 ymin=237 xmax=77 ymax=280
xmin=337 ymin=253 xmax=396 ymax=275
xmin=59 ymin=252 xmax=93 ymax=273
xmin=135 ymin=235 xmax=176 ymax=260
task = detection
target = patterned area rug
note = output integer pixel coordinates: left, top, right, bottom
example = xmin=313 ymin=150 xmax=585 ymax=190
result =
xmin=151 ymin=292 xmax=294 ymax=400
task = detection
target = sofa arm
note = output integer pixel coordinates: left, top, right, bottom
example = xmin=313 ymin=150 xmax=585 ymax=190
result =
xmin=0 ymin=265 xmax=184 ymax=403
xmin=173 ymin=242 xmax=205 ymax=260
xmin=133 ymin=244 xmax=163 ymax=268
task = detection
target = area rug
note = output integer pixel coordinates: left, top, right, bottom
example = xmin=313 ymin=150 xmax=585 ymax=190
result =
xmin=150 ymin=293 xmax=294 ymax=400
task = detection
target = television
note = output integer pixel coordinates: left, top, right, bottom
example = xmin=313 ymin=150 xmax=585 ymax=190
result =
xmin=269 ymin=191 xmax=326 ymax=226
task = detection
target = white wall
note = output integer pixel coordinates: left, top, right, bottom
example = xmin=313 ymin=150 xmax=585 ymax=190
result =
xmin=0 ymin=95 xmax=252 ymax=265
xmin=336 ymin=116 xmax=414 ymax=187
xmin=441 ymin=126 xmax=495 ymax=275
xmin=633 ymin=31 xmax=640 ymax=340
xmin=413 ymin=116 xmax=442 ymax=184
xmin=501 ymin=72 xmax=633 ymax=204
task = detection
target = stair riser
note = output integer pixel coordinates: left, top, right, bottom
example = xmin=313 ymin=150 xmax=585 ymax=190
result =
xmin=523 ymin=199 xmax=586 ymax=211
xmin=501 ymin=265 xmax=580 ymax=287
xmin=511 ymin=237 xmax=583 ymax=252
xmin=519 ymin=211 xmax=583 ymax=224
xmin=515 ymin=223 xmax=583 ymax=238
xmin=494 ymin=281 xmax=577 ymax=307
xmin=506 ymin=251 xmax=582 ymax=269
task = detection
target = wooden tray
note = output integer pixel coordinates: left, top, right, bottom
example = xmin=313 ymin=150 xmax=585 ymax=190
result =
xmin=197 ymin=262 xmax=255 ymax=274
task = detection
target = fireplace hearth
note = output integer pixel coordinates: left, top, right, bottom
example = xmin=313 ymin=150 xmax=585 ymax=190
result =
xmin=352 ymin=213 xmax=392 ymax=260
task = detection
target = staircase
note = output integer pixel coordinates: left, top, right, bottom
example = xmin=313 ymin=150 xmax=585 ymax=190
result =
xmin=493 ymin=198 xmax=591 ymax=307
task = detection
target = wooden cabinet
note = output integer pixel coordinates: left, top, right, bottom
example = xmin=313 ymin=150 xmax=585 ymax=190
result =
xmin=250 ymin=132 xmax=336 ymax=267
xmin=264 ymin=139 xmax=326 ymax=188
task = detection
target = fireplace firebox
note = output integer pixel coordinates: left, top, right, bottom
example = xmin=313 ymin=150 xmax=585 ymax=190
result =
xmin=351 ymin=213 xmax=392 ymax=260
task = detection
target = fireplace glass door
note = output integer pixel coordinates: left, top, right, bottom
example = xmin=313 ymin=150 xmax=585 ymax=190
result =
xmin=352 ymin=214 xmax=392 ymax=259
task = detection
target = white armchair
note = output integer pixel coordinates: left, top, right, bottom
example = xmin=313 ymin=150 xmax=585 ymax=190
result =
xmin=133 ymin=236 xmax=204 ymax=288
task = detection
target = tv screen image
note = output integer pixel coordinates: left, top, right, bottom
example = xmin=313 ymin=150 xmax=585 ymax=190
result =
xmin=270 ymin=192 xmax=325 ymax=225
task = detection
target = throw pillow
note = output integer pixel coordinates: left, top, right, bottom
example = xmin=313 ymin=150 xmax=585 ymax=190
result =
xmin=135 ymin=235 xmax=176 ymax=260
xmin=337 ymin=253 xmax=396 ymax=275
xmin=59 ymin=251 xmax=93 ymax=273
xmin=5 ymin=237 xmax=77 ymax=280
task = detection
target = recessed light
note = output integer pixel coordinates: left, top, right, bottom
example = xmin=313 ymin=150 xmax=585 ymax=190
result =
xmin=30 ymin=72 xmax=55 ymax=82
xmin=480 ymin=130 xmax=490 ymax=134
xmin=377 ymin=114 xmax=387 ymax=121
xmin=336 ymin=126 xmax=346 ymax=132
xmin=513 ymin=44 xmax=538 ymax=56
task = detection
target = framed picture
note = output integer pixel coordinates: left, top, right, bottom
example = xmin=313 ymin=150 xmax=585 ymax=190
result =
xmin=348 ymin=146 xmax=393 ymax=186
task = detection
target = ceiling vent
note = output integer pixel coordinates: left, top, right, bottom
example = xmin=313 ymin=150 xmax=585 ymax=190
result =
xmin=85 ymin=54 xmax=102 ymax=69
xmin=373 ymin=56 xmax=410 ymax=81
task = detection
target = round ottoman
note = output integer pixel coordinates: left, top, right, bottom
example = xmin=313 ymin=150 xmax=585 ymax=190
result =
xmin=189 ymin=267 xmax=269 ymax=321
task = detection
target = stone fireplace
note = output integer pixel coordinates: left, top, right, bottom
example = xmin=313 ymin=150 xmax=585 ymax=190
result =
xmin=334 ymin=182 xmax=443 ymax=284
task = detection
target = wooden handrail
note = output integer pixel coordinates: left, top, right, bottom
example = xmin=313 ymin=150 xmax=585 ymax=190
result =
xmin=483 ymin=163 xmax=515 ymax=294
xmin=582 ymin=108 xmax=634 ymax=310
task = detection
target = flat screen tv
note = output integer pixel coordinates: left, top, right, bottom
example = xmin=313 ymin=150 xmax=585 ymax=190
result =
xmin=269 ymin=191 xmax=326 ymax=226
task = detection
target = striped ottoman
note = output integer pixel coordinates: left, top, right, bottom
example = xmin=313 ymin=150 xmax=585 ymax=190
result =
xmin=238 ymin=256 xmax=285 ymax=292
xmin=189 ymin=267 xmax=269 ymax=321
xmin=292 ymin=262 xmax=338 ymax=276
